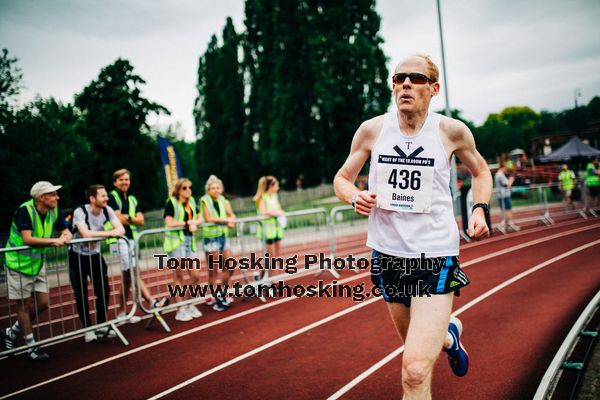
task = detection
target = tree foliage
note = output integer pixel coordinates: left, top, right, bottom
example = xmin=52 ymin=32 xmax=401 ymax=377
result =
xmin=474 ymin=106 xmax=541 ymax=158
xmin=473 ymin=99 xmax=600 ymax=158
xmin=0 ymin=57 xmax=171 ymax=229
xmin=74 ymin=58 xmax=169 ymax=206
xmin=0 ymin=98 xmax=93 ymax=227
xmin=0 ymin=48 xmax=23 ymax=132
xmin=194 ymin=18 xmax=251 ymax=195
xmin=196 ymin=0 xmax=391 ymax=191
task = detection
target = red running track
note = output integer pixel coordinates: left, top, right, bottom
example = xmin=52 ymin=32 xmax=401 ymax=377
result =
xmin=0 ymin=217 xmax=598 ymax=399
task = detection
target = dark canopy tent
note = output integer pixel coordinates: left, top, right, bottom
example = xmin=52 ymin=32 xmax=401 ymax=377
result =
xmin=539 ymin=136 xmax=600 ymax=162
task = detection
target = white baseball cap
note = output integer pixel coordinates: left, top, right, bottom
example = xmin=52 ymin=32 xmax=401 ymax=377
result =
xmin=30 ymin=181 xmax=62 ymax=198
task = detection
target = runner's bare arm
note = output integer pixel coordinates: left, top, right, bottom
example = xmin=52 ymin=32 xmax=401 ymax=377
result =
xmin=334 ymin=116 xmax=382 ymax=216
xmin=443 ymin=117 xmax=492 ymax=239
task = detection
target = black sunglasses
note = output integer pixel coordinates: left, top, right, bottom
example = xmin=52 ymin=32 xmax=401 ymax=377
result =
xmin=392 ymin=72 xmax=434 ymax=85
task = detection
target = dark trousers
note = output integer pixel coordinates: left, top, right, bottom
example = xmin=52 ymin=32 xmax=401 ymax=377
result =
xmin=68 ymin=250 xmax=110 ymax=328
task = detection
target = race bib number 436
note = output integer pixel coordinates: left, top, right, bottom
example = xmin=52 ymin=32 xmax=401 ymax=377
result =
xmin=376 ymin=154 xmax=435 ymax=213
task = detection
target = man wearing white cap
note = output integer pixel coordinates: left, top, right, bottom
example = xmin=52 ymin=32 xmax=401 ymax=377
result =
xmin=1 ymin=181 xmax=72 ymax=361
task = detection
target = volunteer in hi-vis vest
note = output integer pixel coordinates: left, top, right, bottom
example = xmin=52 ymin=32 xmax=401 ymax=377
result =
xmin=333 ymin=55 xmax=492 ymax=396
xmin=2 ymin=181 xmax=71 ymax=361
xmin=200 ymin=175 xmax=237 ymax=311
xmin=558 ymin=164 xmax=576 ymax=210
xmin=254 ymin=176 xmax=285 ymax=260
xmin=108 ymin=169 xmax=168 ymax=322
xmin=585 ymin=158 xmax=600 ymax=209
xmin=163 ymin=177 xmax=204 ymax=322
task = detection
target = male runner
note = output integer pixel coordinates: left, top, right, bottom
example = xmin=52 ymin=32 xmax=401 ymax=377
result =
xmin=334 ymin=54 xmax=492 ymax=399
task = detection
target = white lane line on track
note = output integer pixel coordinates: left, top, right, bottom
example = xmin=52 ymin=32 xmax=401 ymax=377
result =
xmin=460 ymin=223 xmax=600 ymax=268
xmin=326 ymin=238 xmax=600 ymax=400
xmin=460 ymin=216 xmax=593 ymax=249
xmin=0 ymin=270 xmax=371 ymax=400
xmin=1 ymin=221 xmax=598 ymax=399
xmin=147 ymin=297 xmax=381 ymax=400
xmin=4 ymin=218 xmax=591 ymax=353
xmin=147 ymin=227 xmax=600 ymax=400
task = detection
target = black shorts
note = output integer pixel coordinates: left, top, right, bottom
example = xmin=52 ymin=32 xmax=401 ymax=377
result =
xmin=590 ymin=186 xmax=600 ymax=197
xmin=370 ymin=250 xmax=470 ymax=308
xmin=265 ymin=238 xmax=282 ymax=245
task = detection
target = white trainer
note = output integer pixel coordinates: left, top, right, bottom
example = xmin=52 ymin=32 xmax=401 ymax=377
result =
xmin=95 ymin=327 xmax=117 ymax=339
xmin=221 ymin=295 xmax=234 ymax=306
xmin=117 ymin=312 xmax=142 ymax=324
xmin=175 ymin=308 xmax=193 ymax=322
xmin=186 ymin=305 xmax=203 ymax=318
xmin=84 ymin=331 xmax=97 ymax=343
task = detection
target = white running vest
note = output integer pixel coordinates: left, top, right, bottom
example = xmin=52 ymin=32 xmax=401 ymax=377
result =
xmin=366 ymin=111 xmax=459 ymax=257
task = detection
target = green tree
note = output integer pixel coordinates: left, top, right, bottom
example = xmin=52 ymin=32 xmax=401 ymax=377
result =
xmin=475 ymin=106 xmax=540 ymax=157
xmin=195 ymin=18 xmax=253 ymax=194
xmin=0 ymin=49 xmax=23 ymax=114
xmin=307 ymin=1 xmax=391 ymax=181
xmin=243 ymin=0 xmax=390 ymax=187
xmin=244 ymin=0 xmax=277 ymax=180
xmin=195 ymin=35 xmax=225 ymax=189
xmin=587 ymin=96 xmax=600 ymax=120
xmin=219 ymin=18 xmax=256 ymax=194
xmin=0 ymin=48 xmax=23 ymax=140
xmin=0 ymin=98 xmax=93 ymax=228
xmin=74 ymin=59 xmax=168 ymax=207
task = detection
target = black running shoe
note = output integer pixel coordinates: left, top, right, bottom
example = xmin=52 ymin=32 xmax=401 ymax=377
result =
xmin=1 ymin=328 xmax=17 ymax=351
xmin=28 ymin=346 xmax=50 ymax=362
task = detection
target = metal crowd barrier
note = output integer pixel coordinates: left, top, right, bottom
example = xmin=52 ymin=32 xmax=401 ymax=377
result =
xmin=558 ymin=182 xmax=596 ymax=219
xmin=0 ymin=236 xmax=136 ymax=358
xmin=327 ymin=205 xmax=367 ymax=275
xmin=133 ymin=208 xmax=333 ymax=332
xmin=239 ymin=208 xmax=334 ymax=297
xmin=6 ymin=191 xmax=593 ymax=357
xmin=491 ymin=185 xmax=550 ymax=234
xmin=134 ymin=226 xmax=207 ymax=333
xmin=533 ymin=289 xmax=600 ymax=400
xmin=490 ymin=183 xmax=597 ymax=235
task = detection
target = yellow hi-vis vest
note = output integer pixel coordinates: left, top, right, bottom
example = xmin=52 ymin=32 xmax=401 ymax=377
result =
xmin=163 ymin=197 xmax=197 ymax=253
xmin=256 ymin=193 xmax=284 ymax=240
xmin=200 ymin=195 xmax=229 ymax=238
xmin=5 ymin=199 xmax=58 ymax=276
xmin=105 ymin=190 xmax=139 ymax=243
xmin=558 ymin=170 xmax=575 ymax=190
xmin=586 ymin=163 xmax=599 ymax=187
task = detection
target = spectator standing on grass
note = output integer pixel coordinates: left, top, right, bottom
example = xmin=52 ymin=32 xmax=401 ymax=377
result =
xmin=69 ymin=185 xmax=124 ymax=343
xmin=200 ymin=175 xmax=236 ymax=312
xmin=107 ymin=169 xmax=168 ymax=323
xmin=163 ymin=178 xmax=203 ymax=322
xmin=558 ymin=164 xmax=576 ymax=211
xmin=495 ymin=163 xmax=520 ymax=231
xmin=1 ymin=182 xmax=71 ymax=361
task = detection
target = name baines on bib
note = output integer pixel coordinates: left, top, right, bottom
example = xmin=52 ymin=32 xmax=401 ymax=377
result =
xmin=376 ymin=146 xmax=435 ymax=213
